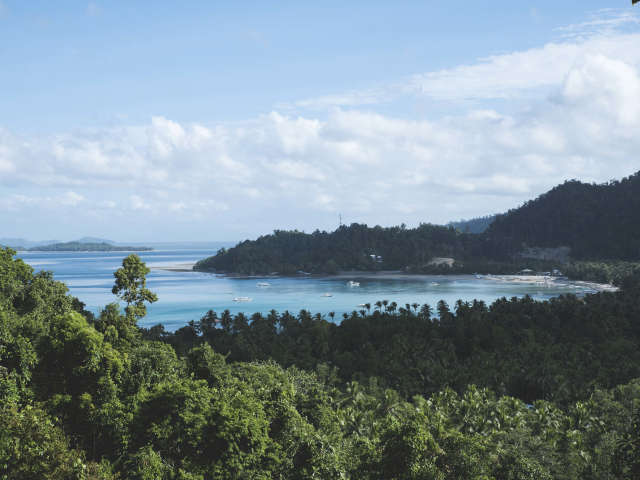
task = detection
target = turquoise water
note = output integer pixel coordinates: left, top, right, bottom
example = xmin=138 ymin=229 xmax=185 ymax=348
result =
xmin=17 ymin=249 xmax=602 ymax=331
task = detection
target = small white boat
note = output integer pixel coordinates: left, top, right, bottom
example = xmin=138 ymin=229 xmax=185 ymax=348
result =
xmin=321 ymin=293 xmax=333 ymax=297
xmin=347 ymin=281 xmax=360 ymax=287
xmin=430 ymin=282 xmax=440 ymax=286
xmin=233 ymin=297 xmax=252 ymax=302
xmin=474 ymin=273 xmax=482 ymax=279
xmin=257 ymin=282 xmax=271 ymax=287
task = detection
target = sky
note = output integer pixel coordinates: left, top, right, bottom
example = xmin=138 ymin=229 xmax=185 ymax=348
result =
xmin=2 ymin=1 xmax=640 ymax=242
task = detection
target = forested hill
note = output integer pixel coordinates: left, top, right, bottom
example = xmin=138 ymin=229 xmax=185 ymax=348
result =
xmin=194 ymin=223 xmax=478 ymax=274
xmin=3 ymin=247 xmax=640 ymax=477
xmin=28 ymin=241 xmax=153 ymax=252
xmin=487 ymin=171 xmax=640 ymax=260
xmin=196 ymin=171 xmax=640 ymax=274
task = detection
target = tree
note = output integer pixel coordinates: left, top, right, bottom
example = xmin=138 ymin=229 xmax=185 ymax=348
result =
xmin=0 ymin=404 xmax=88 ymax=480
xmin=614 ymin=406 xmax=640 ymax=477
xmin=111 ymin=254 xmax=157 ymax=321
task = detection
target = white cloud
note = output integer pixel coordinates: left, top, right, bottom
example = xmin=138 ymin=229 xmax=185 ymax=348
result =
xmin=291 ymin=9 xmax=640 ymax=109
xmin=556 ymin=9 xmax=640 ymax=40
xmin=59 ymin=191 xmax=84 ymax=207
xmin=2 ymin=9 xmax=640 ymax=236
xmin=130 ymin=195 xmax=151 ymax=211
xmin=561 ymin=54 xmax=640 ymax=127
xmin=98 ymin=200 xmax=117 ymax=209
xmin=0 ymin=191 xmax=85 ymax=211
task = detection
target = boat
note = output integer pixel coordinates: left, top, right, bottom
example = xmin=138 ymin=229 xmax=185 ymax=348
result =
xmin=257 ymin=282 xmax=271 ymax=287
xmin=347 ymin=281 xmax=360 ymax=287
xmin=430 ymin=282 xmax=439 ymax=286
xmin=474 ymin=273 xmax=482 ymax=279
xmin=321 ymin=293 xmax=333 ymax=297
xmin=233 ymin=297 xmax=252 ymax=302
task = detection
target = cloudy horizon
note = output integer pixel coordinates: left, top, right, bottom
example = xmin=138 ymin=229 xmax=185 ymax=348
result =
xmin=2 ymin=2 xmax=640 ymax=242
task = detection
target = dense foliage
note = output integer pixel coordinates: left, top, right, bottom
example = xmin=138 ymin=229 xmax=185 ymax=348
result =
xmin=2 ymin=247 xmax=640 ymax=478
xmin=28 ymin=242 xmax=153 ymax=252
xmin=193 ymin=223 xmax=485 ymax=275
xmin=487 ymin=172 xmax=640 ymax=260
xmin=563 ymin=261 xmax=640 ymax=285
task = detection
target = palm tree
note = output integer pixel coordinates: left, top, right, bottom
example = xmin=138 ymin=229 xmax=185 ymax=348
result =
xmin=329 ymin=311 xmax=335 ymax=322
xmin=375 ymin=301 xmax=383 ymax=311
xmin=364 ymin=303 xmax=371 ymax=314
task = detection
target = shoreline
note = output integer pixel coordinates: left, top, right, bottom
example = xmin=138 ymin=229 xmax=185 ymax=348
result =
xmin=164 ymin=264 xmax=619 ymax=292
xmin=151 ymin=262 xmax=196 ymax=272
xmin=482 ymin=274 xmax=618 ymax=292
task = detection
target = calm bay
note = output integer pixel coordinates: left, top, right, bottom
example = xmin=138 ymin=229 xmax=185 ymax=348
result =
xmin=17 ymin=249 xmax=607 ymax=331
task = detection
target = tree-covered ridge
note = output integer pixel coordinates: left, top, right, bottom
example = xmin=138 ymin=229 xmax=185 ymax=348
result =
xmin=487 ymin=171 xmax=640 ymax=260
xmin=195 ymin=171 xmax=640 ymax=274
xmin=194 ymin=223 xmax=479 ymax=274
xmin=2 ymin=247 xmax=640 ymax=478
xmin=28 ymin=241 xmax=153 ymax=252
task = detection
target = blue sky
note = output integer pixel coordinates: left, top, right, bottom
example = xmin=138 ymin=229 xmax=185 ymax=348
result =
xmin=2 ymin=1 xmax=640 ymax=241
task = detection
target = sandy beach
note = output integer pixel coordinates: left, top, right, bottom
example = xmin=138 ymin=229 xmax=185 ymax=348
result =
xmin=150 ymin=264 xmax=619 ymax=293
xmin=483 ymin=274 xmax=618 ymax=292
xmin=151 ymin=262 xmax=196 ymax=272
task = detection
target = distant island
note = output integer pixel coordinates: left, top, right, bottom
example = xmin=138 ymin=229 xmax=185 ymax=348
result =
xmin=28 ymin=241 xmax=153 ymax=252
xmin=194 ymin=171 xmax=640 ymax=282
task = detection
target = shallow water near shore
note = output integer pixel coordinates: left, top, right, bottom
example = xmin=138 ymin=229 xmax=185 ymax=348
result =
xmin=17 ymin=249 xmax=610 ymax=331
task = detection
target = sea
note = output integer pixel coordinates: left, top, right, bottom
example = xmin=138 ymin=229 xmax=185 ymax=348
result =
xmin=16 ymin=249 xmax=607 ymax=331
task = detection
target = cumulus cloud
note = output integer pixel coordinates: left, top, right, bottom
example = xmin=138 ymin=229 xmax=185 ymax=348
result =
xmin=293 ymin=9 xmax=640 ymax=108
xmin=2 ymin=9 xmax=640 ymax=238
xmin=129 ymin=195 xmax=151 ymax=211
xmin=0 ymin=191 xmax=85 ymax=211
xmin=59 ymin=191 xmax=85 ymax=207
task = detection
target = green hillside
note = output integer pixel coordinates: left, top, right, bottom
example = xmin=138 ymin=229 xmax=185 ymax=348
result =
xmin=2 ymin=248 xmax=640 ymax=477
xmin=487 ymin=172 xmax=640 ymax=260
xmin=194 ymin=223 xmax=476 ymax=274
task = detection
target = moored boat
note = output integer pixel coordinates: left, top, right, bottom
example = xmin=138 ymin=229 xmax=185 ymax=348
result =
xmin=233 ymin=296 xmax=252 ymax=302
